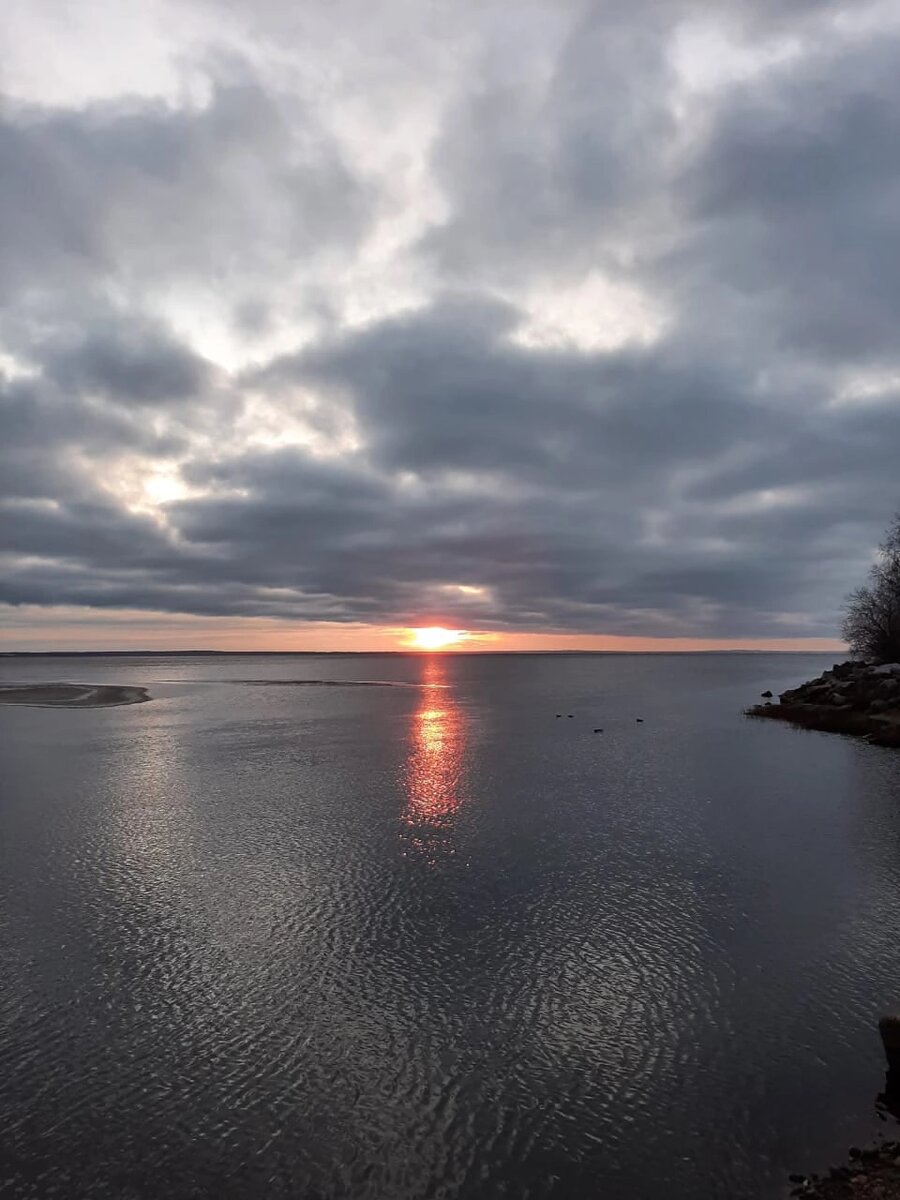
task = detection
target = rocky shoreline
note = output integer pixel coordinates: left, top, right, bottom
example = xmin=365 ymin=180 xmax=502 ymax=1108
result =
xmin=747 ymin=660 xmax=900 ymax=748
xmin=789 ymin=1139 xmax=900 ymax=1198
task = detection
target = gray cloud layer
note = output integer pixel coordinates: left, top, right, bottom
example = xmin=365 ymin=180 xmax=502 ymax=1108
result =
xmin=2 ymin=0 xmax=898 ymax=640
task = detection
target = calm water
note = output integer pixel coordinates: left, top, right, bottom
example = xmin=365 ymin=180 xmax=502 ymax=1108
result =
xmin=1 ymin=652 xmax=899 ymax=1199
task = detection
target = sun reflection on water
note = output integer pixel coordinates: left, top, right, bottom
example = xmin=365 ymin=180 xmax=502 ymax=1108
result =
xmin=401 ymin=655 xmax=467 ymax=862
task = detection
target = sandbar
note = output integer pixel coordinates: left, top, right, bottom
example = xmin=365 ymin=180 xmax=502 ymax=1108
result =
xmin=0 ymin=683 xmax=151 ymax=708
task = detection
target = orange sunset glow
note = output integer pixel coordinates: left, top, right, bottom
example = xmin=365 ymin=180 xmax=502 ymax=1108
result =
xmin=406 ymin=627 xmax=468 ymax=650
xmin=0 ymin=608 xmax=847 ymax=654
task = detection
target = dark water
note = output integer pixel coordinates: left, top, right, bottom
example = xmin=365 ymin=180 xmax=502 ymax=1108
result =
xmin=1 ymin=652 xmax=899 ymax=1199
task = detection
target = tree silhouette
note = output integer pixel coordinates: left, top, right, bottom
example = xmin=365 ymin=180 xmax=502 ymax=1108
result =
xmin=841 ymin=512 xmax=900 ymax=662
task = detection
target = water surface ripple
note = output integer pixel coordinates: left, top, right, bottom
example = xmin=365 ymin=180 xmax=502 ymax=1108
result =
xmin=2 ymin=652 xmax=899 ymax=1198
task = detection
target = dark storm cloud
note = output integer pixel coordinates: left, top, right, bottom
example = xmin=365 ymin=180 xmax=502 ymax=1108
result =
xmin=1 ymin=497 xmax=173 ymax=567
xmin=2 ymin=0 xmax=899 ymax=640
xmin=0 ymin=73 xmax=371 ymax=303
xmin=676 ymin=35 xmax=900 ymax=361
xmin=43 ymin=318 xmax=212 ymax=406
xmin=0 ymin=372 xmax=184 ymax=502
xmin=271 ymin=296 xmax=766 ymax=484
xmin=188 ymin=306 xmax=886 ymax=636
xmin=421 ymin=0 xmax=841 ymax=284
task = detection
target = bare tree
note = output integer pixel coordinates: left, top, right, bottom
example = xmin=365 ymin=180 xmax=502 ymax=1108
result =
xmin=841 ymin=512 xmax=900 ymax=662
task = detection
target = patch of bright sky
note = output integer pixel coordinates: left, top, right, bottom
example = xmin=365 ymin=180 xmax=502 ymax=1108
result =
xmin=427 ymin=582 xmax=496 ymax=609
xmin=152 ymin=287 xmax=322 ymax=374
xmin=718 ymin=484 xmax=817 ymax=518
xmin=830 ymin=369 xmax=900 ymax=409
xmin=671 ymin=19 xmax=806 ymax=97
xmin=99 ymin=455 xmax=206 ymax=522
xmin=1 ymin=0 xmax=211 ymax=106
xmin=233 ymin=390 xmax=364 ymax=457
xmin=325 ymin=227 xmax=437 ymax=335
xmin=510 ymin=272 xmax=668 ymax=353
xmin=450 ymin=584 xmax=489 ymax=597
xmin=140 ymin=466 xmax=194 ymax=507
xmin=0 ymin=351 xmax=38 ymax=381
xmin=671 ymin=1 xmax=900 ymax=110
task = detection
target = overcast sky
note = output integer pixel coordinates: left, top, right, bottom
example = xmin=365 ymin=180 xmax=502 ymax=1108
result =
xmin=1 ymin=0 xmax=898 ymax=650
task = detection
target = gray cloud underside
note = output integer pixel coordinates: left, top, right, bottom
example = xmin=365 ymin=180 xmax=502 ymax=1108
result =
xmin=1 ymin=0 xmax=899 ymax=638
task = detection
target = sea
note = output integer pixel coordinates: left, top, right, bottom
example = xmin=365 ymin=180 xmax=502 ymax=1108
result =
xmin=1 ymin=651 xmax=899 ymax=1199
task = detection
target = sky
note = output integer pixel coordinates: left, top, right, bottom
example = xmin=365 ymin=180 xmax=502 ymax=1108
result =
xmin=1 ymin=0 xmax=898 ymax=652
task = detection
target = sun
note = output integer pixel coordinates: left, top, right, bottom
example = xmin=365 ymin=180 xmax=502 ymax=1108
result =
xmin=408 ymin=627 xmax=467 ymax=650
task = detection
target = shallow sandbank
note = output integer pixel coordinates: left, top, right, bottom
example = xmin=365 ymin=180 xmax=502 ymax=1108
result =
xmin=0 ymin=683 xmax=151 ymax=708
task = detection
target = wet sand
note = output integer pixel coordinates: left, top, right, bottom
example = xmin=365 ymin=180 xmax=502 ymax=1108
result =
xmin=0 ymin=683 xmax=150 ymax=708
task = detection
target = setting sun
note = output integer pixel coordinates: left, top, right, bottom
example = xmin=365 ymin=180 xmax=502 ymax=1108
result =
xmin=407 ymin=627 xmax=467 ymax=650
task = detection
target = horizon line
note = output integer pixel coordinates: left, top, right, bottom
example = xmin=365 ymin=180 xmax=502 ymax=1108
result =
xmin=0 ymin=647 xmax=847 ymax=657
